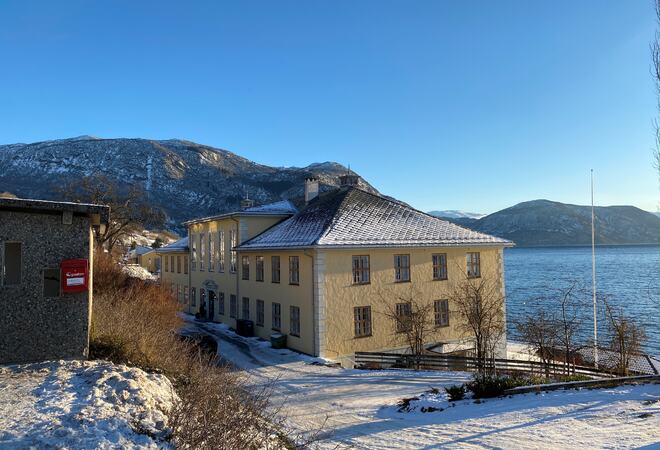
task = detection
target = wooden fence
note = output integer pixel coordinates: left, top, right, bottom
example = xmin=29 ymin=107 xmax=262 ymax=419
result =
xmin=353 ymin=351 xmax=637 ymax=378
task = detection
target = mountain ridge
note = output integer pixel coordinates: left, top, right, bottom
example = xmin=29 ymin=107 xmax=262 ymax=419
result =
xmin=0 ymin=136 xmax=376 ymax=231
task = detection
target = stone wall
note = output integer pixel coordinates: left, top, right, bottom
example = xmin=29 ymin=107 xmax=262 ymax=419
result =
xmin=0 ymin=209 xmax=92 ymax=364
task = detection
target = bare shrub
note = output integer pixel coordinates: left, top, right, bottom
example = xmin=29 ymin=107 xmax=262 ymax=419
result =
xmin=515 ymin=307 xmax=558 ymax=377
xmin=603 ymin=299 xmax=647 ymax=376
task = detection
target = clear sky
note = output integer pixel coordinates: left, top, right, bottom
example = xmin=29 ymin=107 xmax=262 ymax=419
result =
xmin=0 ymin=1 xmax=658 ymax=213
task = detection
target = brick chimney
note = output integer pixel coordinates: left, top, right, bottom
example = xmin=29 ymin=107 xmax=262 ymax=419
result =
xmin=304 ymin=177 xmax=319 ymax=204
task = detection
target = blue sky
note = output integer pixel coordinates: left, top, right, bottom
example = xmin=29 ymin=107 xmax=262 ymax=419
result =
xmin=0 ymin=1 xmax=658 ymax=213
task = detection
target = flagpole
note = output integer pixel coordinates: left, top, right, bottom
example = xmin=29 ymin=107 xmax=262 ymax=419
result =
xmin=591 ymin=169 xmax=598 ymax=368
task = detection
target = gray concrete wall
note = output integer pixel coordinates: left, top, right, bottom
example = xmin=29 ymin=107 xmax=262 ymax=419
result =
xmin=0 ymin=210 xmax=92 ymax=364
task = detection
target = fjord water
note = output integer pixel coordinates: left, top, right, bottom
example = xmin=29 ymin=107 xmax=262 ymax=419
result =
xmin=505 ymin=245 xmax=660 ymax=357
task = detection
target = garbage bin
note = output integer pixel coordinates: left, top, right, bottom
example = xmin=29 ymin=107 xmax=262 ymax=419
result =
xmin=236 ymin=319 xmax=254 ymax=337
xmin=270 ymin=333 xmax=287 ymax=349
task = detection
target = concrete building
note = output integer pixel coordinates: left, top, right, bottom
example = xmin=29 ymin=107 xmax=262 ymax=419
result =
xmin=185 ymin=178 xmax=513 ymax=364
xmin=0 ymin=198 xmax=109 ymax=364
xmin=157 ymin=237 xmax=189 ymax=305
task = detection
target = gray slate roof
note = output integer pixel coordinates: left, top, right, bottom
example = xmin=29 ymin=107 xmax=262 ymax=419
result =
xmin=0 ymin=197 xmax=110 ymax=223
xmin=156 ymin=236 xmax=189 ymax=253
xmin=184 ymin=200 xmax=297 ymax=225
xmin=238 ymin=188 xmax=513 ymax=250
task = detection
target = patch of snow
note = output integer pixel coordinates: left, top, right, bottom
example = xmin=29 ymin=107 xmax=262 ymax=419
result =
xmin=122 ymin=264 xmax=157 ymax=281
xmin=0 ymin=360 xmax=175 ymax=449
xmin=183 ymin=315 xmax=660 ymax=449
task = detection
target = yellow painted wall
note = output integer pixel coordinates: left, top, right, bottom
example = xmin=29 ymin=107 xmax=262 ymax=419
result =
xmin=320 ymin=246 xmax=505 ymax=360
xmin=159 ymin=250 xmax=190 ymax=311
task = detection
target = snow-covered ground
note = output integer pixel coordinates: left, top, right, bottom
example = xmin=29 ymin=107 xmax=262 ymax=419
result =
xmin=185 ymin=316 xmax=660 ymax=449
xmin=0 ymin=360 xmax=175 ymax=449
xmin=122 ymin=264 xmax=158 ymax=281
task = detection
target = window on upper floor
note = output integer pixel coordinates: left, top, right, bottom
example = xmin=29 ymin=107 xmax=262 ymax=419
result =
xmin=230 ymin=230 xmax=237 ymax=273
xmin=352 ymin=255 xmax=370 ymax=284
xmin=271 ymin=256 xmax=280 ymax=283
xmin=208 ymin=232 xmax=215 ymax=272
xmin=289 ymin=256 xmax=300 ymax=285
xmin=432 ymin=253 xmax=448 ymax=280
xmin=242 ymin=255 xmax=250 ymax=280
xmin=184 ymin=255 xmax=189 ymax=274
xmin=467 ymin=252 xmax=481 ymax=278
xmin=199 ymin=234 xmax=205 ymax=271
xmin=394 ymin=254 xmax=410 ymax=282
xmin=177 ymin=255 xmax=181 ymax=274
xmin=164 ymin=254 xmax=169 ymax=272
xmin=190 ymin=233 xmax=197 ymax=271
xmin=255 ymin=256 xmax=264 ymax=282
xmin=218 ymin=230 xmax=225 ymax=272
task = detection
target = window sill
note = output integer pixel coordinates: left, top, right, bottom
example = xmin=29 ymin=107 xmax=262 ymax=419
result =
xmin=289 ymin=283 xmax=300 ymax=286
xmin=354 ymin=334 xmax=372 ymax=339
xmin=434 ymin=324 xmax=450 ymax=329
xmin=352 ymin=282 xmax=371 ymax=286
xmin=467 ymin=275 xmax=481 ymax=279
xmin=433 ymin=278 xmax=448 ymax=282
xmin=272 ymin=281 xmax=280 ymax=284
xmin=272 ymin=328 xmax=281 ymax=332
xmin=289 ymin=333 xmax=300 ymax=338
xmin=394 ymin=280 xmax=411 ymax=284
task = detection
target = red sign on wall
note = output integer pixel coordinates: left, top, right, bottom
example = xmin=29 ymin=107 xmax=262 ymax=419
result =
xmin=60 ymin=259 xmax=89 ymax=293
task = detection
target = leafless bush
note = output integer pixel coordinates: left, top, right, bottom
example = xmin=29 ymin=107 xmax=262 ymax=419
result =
xmin=515 ymin=308 xmax=558 ymax=377
xmin=91 ymin=255 xmax=303 ymax=449
xmin=603 ymin=299 xmax=647 ymax=376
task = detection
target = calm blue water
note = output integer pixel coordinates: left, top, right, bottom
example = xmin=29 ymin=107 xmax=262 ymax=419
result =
xmin=505 ymin=245 xmax=660 ymax=357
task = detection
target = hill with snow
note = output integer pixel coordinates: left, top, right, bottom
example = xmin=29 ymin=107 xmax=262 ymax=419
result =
xmin=0 ymin=136 xmax=376 ymax=230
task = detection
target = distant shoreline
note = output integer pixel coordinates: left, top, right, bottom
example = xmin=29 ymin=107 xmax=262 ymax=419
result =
xmin=507 ymin=243 xmax=660 ymax=249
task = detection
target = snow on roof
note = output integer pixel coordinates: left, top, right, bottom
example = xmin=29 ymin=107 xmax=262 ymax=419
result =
xmin=184 ymin=200 xmax=297 ymax=225
xmin=238 ymin=187 xmax=513 ymax=250
xmin=128 ymin=245 xmax=153 ymax=257
xmin=156 ymin=236 xmax=189 ymax=253
xmin=0 ymin=197 xmax=110 ymax=223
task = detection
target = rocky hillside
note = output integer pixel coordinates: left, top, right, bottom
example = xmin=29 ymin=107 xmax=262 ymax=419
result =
xmin=0 ymin=136 xmax=375 ymax=229
xmin=438 ymin=200 xmax=660 ymax=246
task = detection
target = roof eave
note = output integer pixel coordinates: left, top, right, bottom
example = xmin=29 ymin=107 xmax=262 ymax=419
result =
xmin=236 ymin=241 xmax=514 ymax=251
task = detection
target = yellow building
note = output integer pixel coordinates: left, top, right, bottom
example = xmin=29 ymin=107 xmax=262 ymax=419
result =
xmin=186 ymin=177 xmax=513 ymax=365
xmin=156 ymin=237 xmax=190 ymax=307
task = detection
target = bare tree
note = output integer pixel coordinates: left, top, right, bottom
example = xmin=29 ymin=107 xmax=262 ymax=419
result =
xmin=515 ymin=306 xmax=559 ymax=377
xmin=603 ymin=299 xmax=647 ymax=376
xmin=555 ymin=282 xmax=588 ymax=375
xmin=378 ymin=288 xmax=435 ymax=366
xmin=448 ymin=274 xmax=506 ymax=373
xmin=61 ymin=174 xmax=165 ymax=252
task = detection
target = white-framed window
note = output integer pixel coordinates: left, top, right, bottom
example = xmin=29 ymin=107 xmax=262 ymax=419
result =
xmin=256 ymin=299 xmax=265 ymax=327
xmin=289 ymin=256 xmax=299 ymax=285
xmin=394 ymin=254 xmax=410 ymax=282
xmin=184 ymin=255 xmax=189 ymax=274
xmin=177 ymin=255 xmax=181 ymax=274
xmin=164 ymin=254 xmax=169 ymax=272
xmin=218 ymin=230 xmax=225 ymax=272
xmin=467 ymin=252 xmax=481 ymax=278
xmin=432 ymin=253 xmax=447 ymax=280
xmin=209 ymin=232 xmax=215 ymax=271
xmin=271 ymin=256 xmax=280 ymax=283
xmin=434 ymin=299 xmax=449 ymax=327
xmin=191 ymin=233 xmax=197 ymax=271
xmin=255 ymin=256 xmax=264 ymax=282
xmin=184 ymin=285 xmax=189 ymax=304
xmin=352 ymin=255 xmax=370 ymax=284
xmin=191 ymin=287 xmax=196 ymax=307
xmin=230 ymin=229 xmax=237 ymax=273
xmin=272 ymin=302 xmax=281 ymax=330
xmin=290 ymin=306 xmax=301 ymax=337
xmin=354 ymin=306 xmax=372 ymax=337
xmin=395 ymin=302 xmax=412 ymax=332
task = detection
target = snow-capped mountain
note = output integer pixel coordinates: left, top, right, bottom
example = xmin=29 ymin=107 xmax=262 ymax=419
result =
xmin=0 ymin=136 xmax=376 ymax=230
xmin=427 ymin=210 xmax=486 ymax=220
